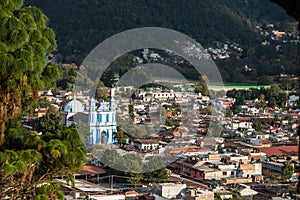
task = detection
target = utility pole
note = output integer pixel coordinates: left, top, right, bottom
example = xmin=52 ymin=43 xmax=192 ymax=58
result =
xmin=110 ymin=174 xmax=114 ymax=193
xmin=285 ymin=83 xmax=289 ymax=107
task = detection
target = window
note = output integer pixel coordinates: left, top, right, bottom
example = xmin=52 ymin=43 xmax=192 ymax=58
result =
xmin=97 ymin=114 xmax=102 ymax=122
xmin=106 ymin=114 xmax=110 ymax=122
xmin=89 ymin=131 xmax=94 ymax=145
xmin=96 ymin=130 xmax=100 ymax=143
xmin=101 ymin=131 xmax=107 ymax=144
xmin=223 ymin=171 xmax=227 ymax=176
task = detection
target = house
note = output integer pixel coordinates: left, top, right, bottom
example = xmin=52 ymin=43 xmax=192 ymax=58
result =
xmin=222 ymin=177 xmax=252 ymax=185
xmin=251 ymin=174 xmax=264 ymax=182
xmin=257 ymin=146 xmax=298 ymax=157
xmin=262 ymin=161 xmax=284 ymax=175
xmin=287 ymin=95 xmax=299 ymax=107
xmin=272 ymin=30 xmax=285 ymax=40
xmin=56 ymin=179 xmax=107 ymax=195
xmin=167 ymin=111 xmax=173 ymax=117
xmin=73 ymin=165 xmax=106 ymax=181
xmin=185 ymin=189 xmax=214 ymax=200
xmin=214 ymin=97 xmax=235 ymax=110
xmin=249 ymin=139 xmax=272 ymax=147
xmin=224 ymin=154 xmax=248 ymax=164
xmin=152 ymin=90 xmax=175 ymax=101
xmin=237 ymin=184 xmax=258 ymax=200
xmin=154 ymin=183 xmax=186 ymax=199
xmin=239 ymin=163 xmax=262 ymax=178
xmin=228 ymin=118 xmax=252 ymax=130
xmin=249 ymin=107 xmax=259 ymax=116
xmin=173 ymin=127 xmax=189 ymax=137
xmin=189 ymin=165 xmax=233 ymax=180
xmin=134 ymin=139 xmax=159 ymax=151
xmin=40 ymin=90 xmax=54 ymax=102
xmin=213 ymin=187 xmax=232 ymax=200
xmin=35 ymin=108 xmax=48 ymax=118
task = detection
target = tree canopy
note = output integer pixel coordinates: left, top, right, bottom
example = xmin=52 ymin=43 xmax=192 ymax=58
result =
xmin=281 ymin=163 xmax=294 ymax=181
xmin=99 ymin=149 xmax=168 ymax=186
xmin=27 ymin=0 xmax=299 ymax=84
xmin=0 ymin=0 xmax=59 ymax=145
xmin=0 ymin=1 xmax=86 ymax=199
xmin=1 ymin=114 xmax=87 ymax=199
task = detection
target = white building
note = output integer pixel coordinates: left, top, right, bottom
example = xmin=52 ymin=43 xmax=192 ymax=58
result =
xmin=64 ymin=88 xmax=117 ymax=145
xmin=134 ymin=139 xmax=159 ymax=151
xmin=155 ymin=183 xmax=186 ymax=199
xmin=152 ymin=90 xmax=176 ymax=101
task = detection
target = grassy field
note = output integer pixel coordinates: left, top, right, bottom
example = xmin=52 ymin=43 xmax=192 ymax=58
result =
xmin=208 ymin=82 xmax=271 ymax=90
xmin=152 ymin=76 xmax=271 ymax=90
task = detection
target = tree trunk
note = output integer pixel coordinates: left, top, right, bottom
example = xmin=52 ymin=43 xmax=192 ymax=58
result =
xmin=0 ymin=91 xmax=22 ymax=147
xmin=0 ymin=100 xmax=8 ymax=147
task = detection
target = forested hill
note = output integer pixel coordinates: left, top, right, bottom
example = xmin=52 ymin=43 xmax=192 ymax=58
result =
xmin=27 ymin=0 xmax=299 ymax=82
xmin=26 ymin=0 xmax=298 ymax=83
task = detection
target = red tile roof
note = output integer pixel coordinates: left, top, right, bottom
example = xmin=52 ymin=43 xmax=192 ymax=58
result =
xmin=260 ymin=139 xmax=271 ymax=144
xmin=237 ymin=116 xmax=251 ymax=122
xmin=258 ymin=146 xmax=298 ymax=157
xmin=74 ymin=165 xmax=106 ymax=175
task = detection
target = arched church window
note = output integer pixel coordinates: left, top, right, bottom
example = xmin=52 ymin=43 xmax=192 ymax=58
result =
xmin=89 ymin=131 xmax=94 ymax=145
xmin=96 ymin=130 xmax=101 ymax=143
xmin=101 ymin=131 xmax=107 ymax=144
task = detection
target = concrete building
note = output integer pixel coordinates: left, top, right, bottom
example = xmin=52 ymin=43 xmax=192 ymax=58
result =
xmin=155 ymin=183 xmax=186 ymax=199
xmin=134 ymin=139 xmax=160 ymax=151
xmin=185 ymin=189 xmax=214 ymax=200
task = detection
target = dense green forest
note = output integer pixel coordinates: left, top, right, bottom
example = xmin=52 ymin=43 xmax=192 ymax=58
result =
xmin=27 ymin=0 xmax=299 ymax=83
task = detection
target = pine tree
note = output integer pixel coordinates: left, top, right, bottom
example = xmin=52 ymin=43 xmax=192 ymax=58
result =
xmin=0 ymin=0 xmax=58 ymax=145
xmin=282 ymin=163 xmax=294 ymax=181
xmin=0 ymin=2 xmax=86 ymax=199
xmin=1 ymin=113 xmax=87 ymax=199
xmin=196 ymin=75 xmax=210 ymax=96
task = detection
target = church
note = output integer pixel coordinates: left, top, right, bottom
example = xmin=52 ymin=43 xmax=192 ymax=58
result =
xmin=64 ymin=88 xmax=117 ymax=145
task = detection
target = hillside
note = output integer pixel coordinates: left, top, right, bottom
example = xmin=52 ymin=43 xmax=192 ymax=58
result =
xmin=26 ymin=0 xmax=298 ymax=83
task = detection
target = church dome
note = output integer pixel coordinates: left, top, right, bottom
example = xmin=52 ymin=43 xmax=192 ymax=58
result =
xmin=64 ymin=99 xmax=85 ymax=113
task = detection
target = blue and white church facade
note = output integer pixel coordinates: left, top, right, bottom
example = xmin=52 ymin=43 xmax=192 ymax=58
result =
xmin=64 ymin=88 xmax=117 ymax=145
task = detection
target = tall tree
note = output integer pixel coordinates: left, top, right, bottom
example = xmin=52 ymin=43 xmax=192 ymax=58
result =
xmin=95 ymin=80 xmax=109 ymax=101
xmin=195 ymin=75 xmax=210 ymax=96
xmin=252 ymin=121 xmax=263 ymax=132
xmin=0 ymin=1 xmax=85 ymax=199
xmin=281 ymin=163 xmax=294 ymax=181
xmin=113 ymin=127 xmax=127 ymax=147
xmin=0 ymin=0 xmax=59 ymax=145
xmin=128 ymin=104 xmax=135 ymax=121
xmin=214 ymin=193 xmax=222 ymax=200
xmin=1 ymin=114 xmax=87 ymax=199
xmin=144 ymin=156 xmax=168 ymax=183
